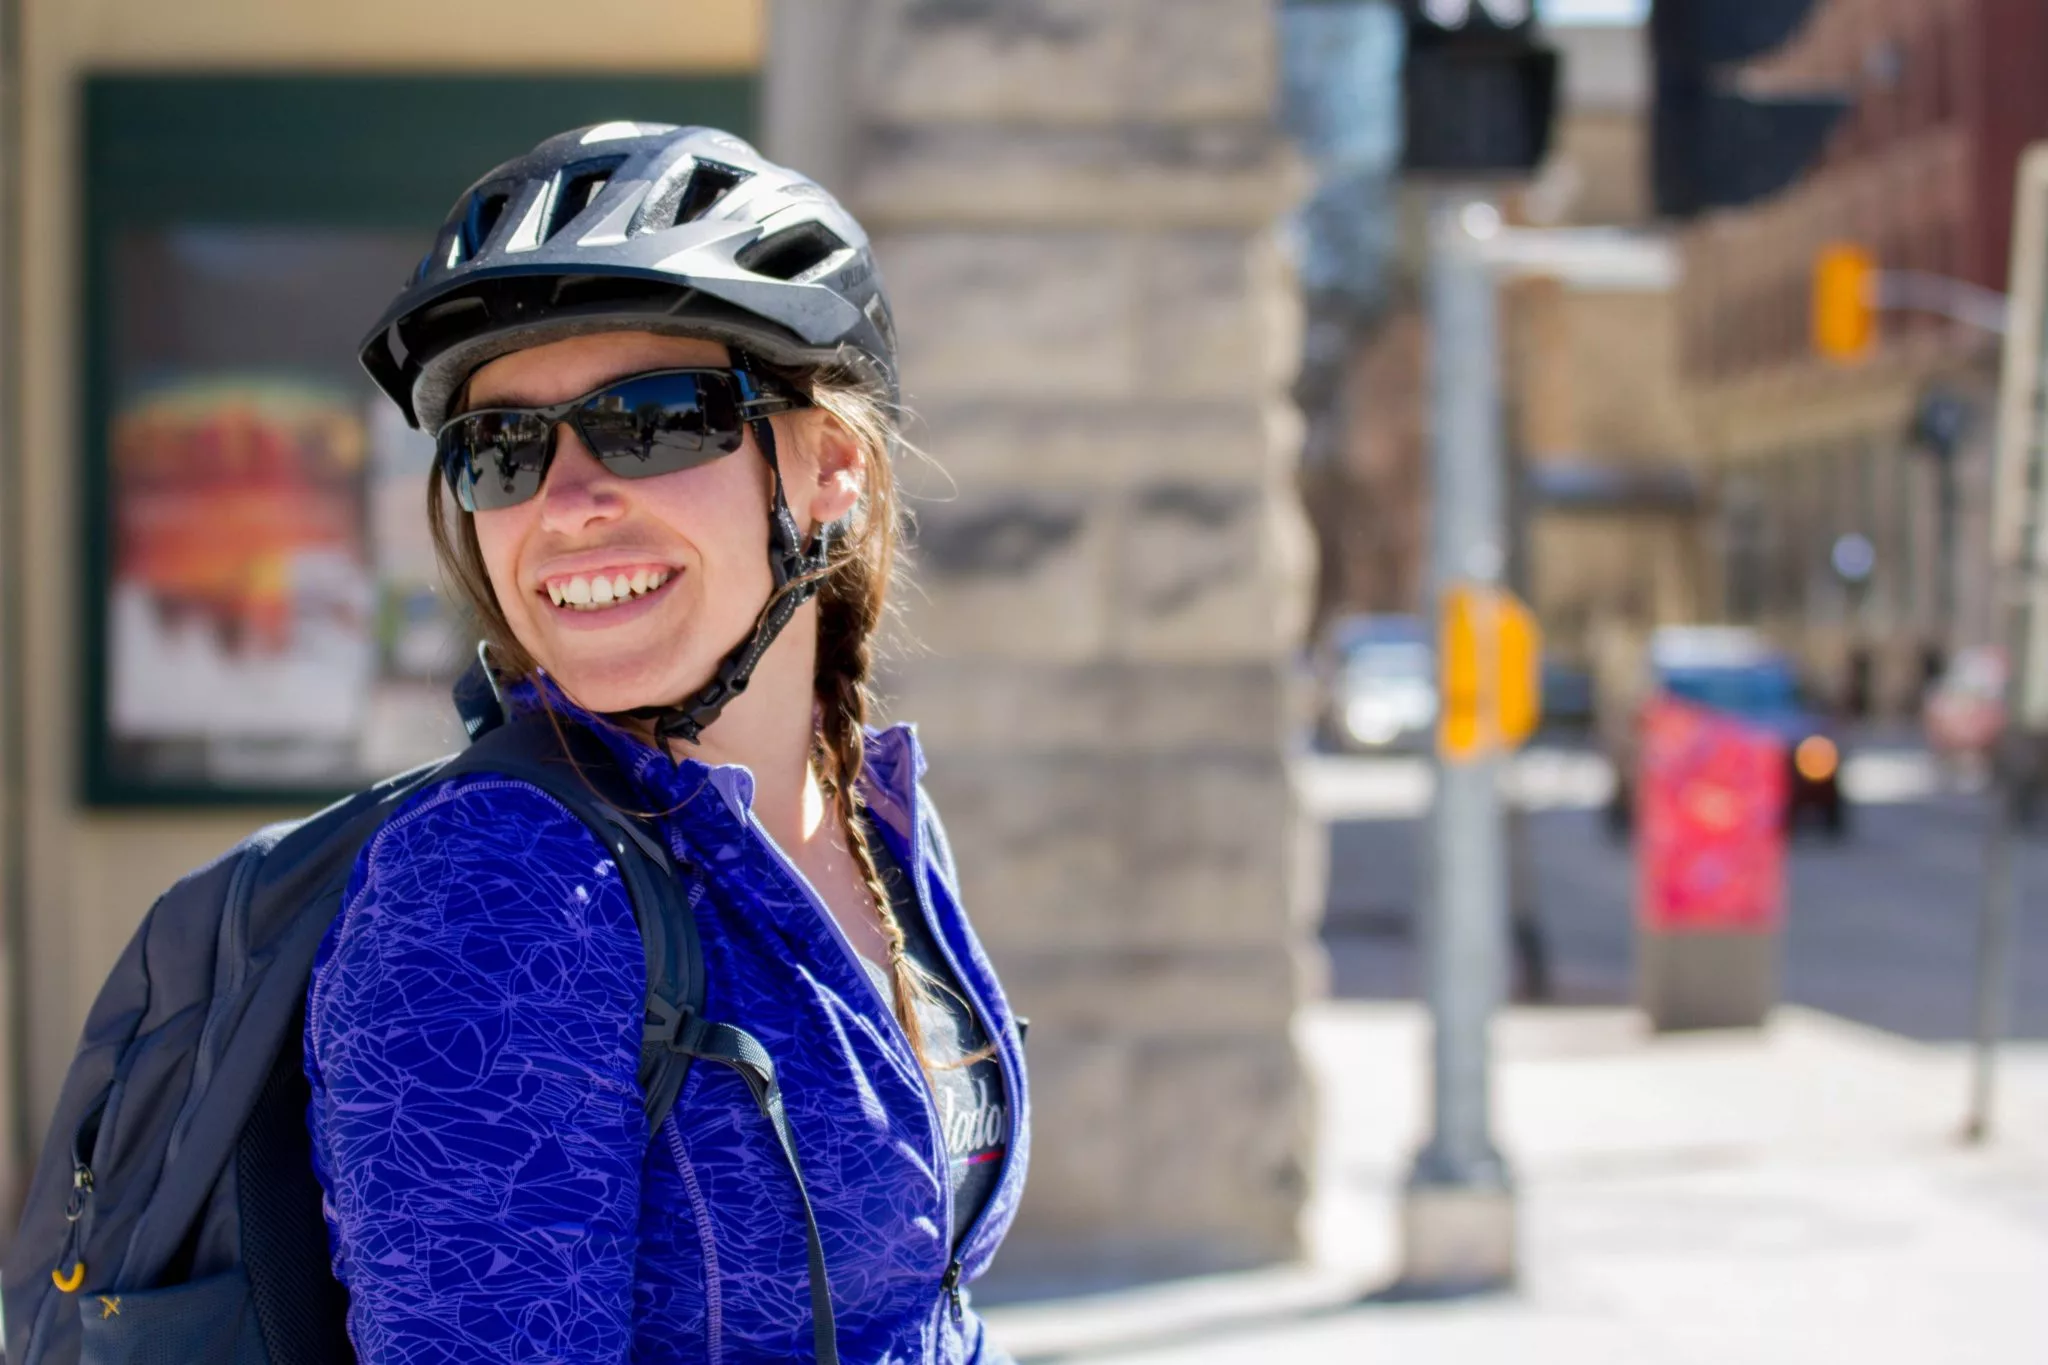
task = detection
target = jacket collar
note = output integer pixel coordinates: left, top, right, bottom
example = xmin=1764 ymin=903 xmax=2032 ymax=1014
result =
xmin=496 ymin=673 xmax=927 ymax=839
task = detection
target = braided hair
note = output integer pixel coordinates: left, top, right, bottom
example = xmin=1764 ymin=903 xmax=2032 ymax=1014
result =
xmin=800 ymin=369 xmax=937 ymax=1071
xmin=428 ymin=359 xmax=945 ymax=1072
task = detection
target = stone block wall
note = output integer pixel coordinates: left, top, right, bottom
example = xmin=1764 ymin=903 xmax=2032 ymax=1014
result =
xmin=773 ymin=0 xmax=1323 ymax=1282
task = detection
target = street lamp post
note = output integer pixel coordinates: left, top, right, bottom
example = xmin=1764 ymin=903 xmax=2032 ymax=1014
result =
xmin=1401 ymin=193 xmax=1516 ymax=1291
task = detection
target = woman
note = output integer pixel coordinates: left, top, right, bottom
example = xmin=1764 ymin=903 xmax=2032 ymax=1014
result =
xmin=306 ymin=123 xmax=1028 ymax=1363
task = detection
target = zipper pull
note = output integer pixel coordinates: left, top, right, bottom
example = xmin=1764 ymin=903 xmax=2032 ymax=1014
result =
xmin=52 ymin=1163 xmax=92 ymax=1292
xmin=941 ymin=1260 xmax=964 ymax=1324
xmin=65 ymin=1163 xmax=93 ymax=1222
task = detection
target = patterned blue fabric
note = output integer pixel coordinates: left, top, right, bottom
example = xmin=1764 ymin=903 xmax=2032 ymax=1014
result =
xmin=305 ymin=690 xmax=1029 ymax=1363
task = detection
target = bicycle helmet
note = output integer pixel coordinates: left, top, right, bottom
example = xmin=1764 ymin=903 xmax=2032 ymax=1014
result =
xmin=359 ymin=123 xmax=899 ymax=743
xmin=361 ymin=122 xmax=896 ymax=430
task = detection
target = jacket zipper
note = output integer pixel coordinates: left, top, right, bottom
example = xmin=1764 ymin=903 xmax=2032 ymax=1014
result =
xmin=665 ymin=1112 xmax=724 ymax=1365
xmin=940 ymin=1259 xmax=964 ymax=1324
xmin=747 ymin=784 xmax=1022 ymax=1330
xmin=901 ymin=799 xmax=1022 ymax=1311
xmin=736 ymin=805 xmax=964 ymax=1310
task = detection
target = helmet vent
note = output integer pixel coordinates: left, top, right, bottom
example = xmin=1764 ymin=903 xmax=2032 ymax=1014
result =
xmin=736 ymin=222 xmax=847 ymax=282
xmin=549 ymin=273 xmax=678 ymax=310
xmin=546 ymin=160 xmax=625 ymax=242
xmin=459 ymin=191 xmax=510 ymax=261
xmin=671 ymin=161 xmax=747 ymax=225
xmin=637 ymin=158 xmax=750 ymax=234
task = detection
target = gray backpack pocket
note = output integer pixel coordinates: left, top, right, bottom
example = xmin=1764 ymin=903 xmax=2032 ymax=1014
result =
xmin=78 ymin=1269 xmax=264 ymax=1365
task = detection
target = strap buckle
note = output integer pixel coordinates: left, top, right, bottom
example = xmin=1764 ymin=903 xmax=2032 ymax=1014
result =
xmin=643 ymin=996 xmax=699 ymax=1052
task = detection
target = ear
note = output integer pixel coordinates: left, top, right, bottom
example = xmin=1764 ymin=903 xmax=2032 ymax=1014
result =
xmin=790 ymin=408 xmax=866 ymax=531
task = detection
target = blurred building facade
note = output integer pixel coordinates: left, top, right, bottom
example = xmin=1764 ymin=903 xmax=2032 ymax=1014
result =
xmin=1676 ymin=0 xmax=2048 ymax=715
xmin=1314 ymin=16 xmax=1710 ymax=682
xmin=0 ymin=0 xmax=1322 ymax=1288
xmin=1506 ymin=20 xmax=1703 ymax=677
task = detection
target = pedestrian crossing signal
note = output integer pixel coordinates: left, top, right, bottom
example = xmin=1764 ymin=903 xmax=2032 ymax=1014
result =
xmin=1401 ymin=0 xmax=1557 ymax=175
xmin=1439 ymin=586 xmax=1541 ymax=762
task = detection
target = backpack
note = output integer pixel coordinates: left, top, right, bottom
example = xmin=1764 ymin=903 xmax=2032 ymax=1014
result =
xmin=3 ymin=662 xmax=838 ymax=1365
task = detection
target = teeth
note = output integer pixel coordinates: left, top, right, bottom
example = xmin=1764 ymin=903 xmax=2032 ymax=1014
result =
xmin=548 ymin=569 xmax=673 ymax=611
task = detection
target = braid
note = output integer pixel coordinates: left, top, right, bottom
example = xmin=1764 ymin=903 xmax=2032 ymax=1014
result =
xmin=814 ymin=575 xmax=935 ymax=1074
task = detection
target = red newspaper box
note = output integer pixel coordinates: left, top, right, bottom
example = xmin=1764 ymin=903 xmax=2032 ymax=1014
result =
xmin=1635 ymin=696 xmax=1789 ymax=1028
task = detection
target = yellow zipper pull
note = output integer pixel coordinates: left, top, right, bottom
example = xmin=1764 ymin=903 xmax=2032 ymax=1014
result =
xmin=51 ymin=1260 xmax=85 ymax=1293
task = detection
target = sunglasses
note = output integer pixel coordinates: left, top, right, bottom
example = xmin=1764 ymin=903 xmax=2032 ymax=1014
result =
xmin=436 ymin=366 xmax=807 ymax=512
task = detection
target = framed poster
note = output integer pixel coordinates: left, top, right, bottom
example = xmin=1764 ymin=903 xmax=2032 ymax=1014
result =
xmin=82 ymin=75 xmax=755 ymax=804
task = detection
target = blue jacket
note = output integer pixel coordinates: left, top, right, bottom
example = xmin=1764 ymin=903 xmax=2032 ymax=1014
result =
xmin=303 ymin=691 xmax=1030 ymax=1363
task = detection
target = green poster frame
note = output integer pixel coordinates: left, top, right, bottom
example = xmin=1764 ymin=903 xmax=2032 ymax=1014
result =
xmin=81 ymin=73 xmax=756 ymax=806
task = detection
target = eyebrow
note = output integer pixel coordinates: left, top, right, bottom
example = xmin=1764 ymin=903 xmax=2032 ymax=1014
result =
xmin=457 ymin=382 xmax=554 ymax=414
xmin=447 ymin=377 xmax=570 ymax=417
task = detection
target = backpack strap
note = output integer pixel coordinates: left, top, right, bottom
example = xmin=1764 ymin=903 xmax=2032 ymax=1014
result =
xmin=440 ymin=715 xmax=699 ymax=1136
xmin=646 ymin=1008 xmax=840 ymax=1365
xmin=449 ymin=712 xmax=839 ymax=1362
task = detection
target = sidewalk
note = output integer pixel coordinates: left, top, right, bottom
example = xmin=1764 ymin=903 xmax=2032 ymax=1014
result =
xmin=981 ymin=1002 xmax=2048 ymax=1363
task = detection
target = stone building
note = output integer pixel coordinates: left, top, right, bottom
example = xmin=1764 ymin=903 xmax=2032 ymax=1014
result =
xmin=0 ymin=0 xmax=1320 ymax=1289
xmin=773 ymin=0 xmax=1321 ymax=1283
xmin=1676 ymin=0 xmax=2048 ymax=714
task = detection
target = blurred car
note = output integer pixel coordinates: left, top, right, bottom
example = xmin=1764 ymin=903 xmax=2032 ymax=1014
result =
xmin=1606 ymin=626 xmax=1847 ymax=839
xmin=1314 ymin=613 xmax=1437 ymax=753
xmin=1923 ymin=645 xmax=2005 ymax=764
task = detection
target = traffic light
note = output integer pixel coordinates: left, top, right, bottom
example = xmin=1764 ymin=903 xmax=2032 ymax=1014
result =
xmin=1812 ymin=242 xmax=1878 ymax=364
xmin=1652 ymin=0 xmax=1851 ymax=218
xmin=1401 ymin=0 xmax=1559 ymax=175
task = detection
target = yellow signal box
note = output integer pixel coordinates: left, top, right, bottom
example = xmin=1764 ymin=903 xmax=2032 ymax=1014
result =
xmin=1439 ymin=585 xmax=1542 ymax=762
xmin=1495 ymin=592 xmax=1540 ymax=747
xmin=1813 ymin=242 xmax=1878 ymax=364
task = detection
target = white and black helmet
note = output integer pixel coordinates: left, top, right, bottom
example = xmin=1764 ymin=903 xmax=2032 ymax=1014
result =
xmin=359 ymin=122 xmax=898 ymax=431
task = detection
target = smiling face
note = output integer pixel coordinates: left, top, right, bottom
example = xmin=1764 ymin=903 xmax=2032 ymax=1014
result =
xmin=462 ymin=331 xmax=859 ymax=717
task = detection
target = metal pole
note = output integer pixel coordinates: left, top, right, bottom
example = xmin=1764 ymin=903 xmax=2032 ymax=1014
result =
xmin=1963 ymin=773 xmax=2016 ymax=1144
xmin=1501 ymin=343 xmax=1549 ymax=1003
xmin=1401 ymin=193 xmax=1515 ymax=1291
xmin=1965 ymin=585 xmax=2032 ymax=1144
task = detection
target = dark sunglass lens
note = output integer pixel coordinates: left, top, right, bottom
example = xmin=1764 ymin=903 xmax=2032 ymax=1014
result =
xmin=579 ymin=372 xmax=747 ymax=476
xmin=443 ymin=412 xmax=552 ymax=511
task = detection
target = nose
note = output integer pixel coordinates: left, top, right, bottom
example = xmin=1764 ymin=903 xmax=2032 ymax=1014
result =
xmin=534 ymin=424 xmax=626 ymax=534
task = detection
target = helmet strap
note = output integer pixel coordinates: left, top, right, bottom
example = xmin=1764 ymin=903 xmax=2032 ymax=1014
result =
xmin=627 ymin=411 xmax=833 ymax=748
